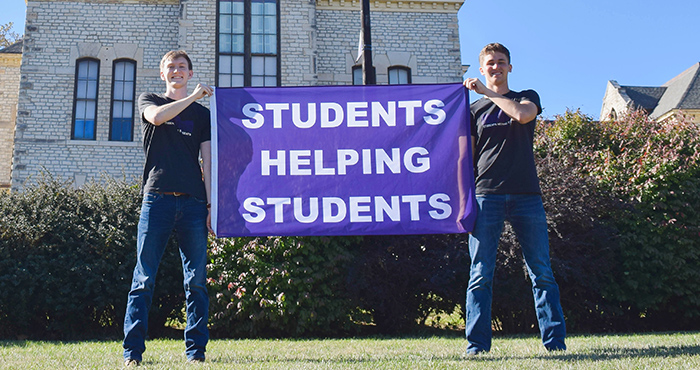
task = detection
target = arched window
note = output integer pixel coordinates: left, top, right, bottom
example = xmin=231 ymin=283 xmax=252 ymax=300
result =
xmin=218 ymin=0 xmax=279 ymax=87
xmin=388 ymin=66 xmax=411 ymax=85
xmin=609 ymin=108 xmax=617 ymax=121
xmin=110 ymin=59 xmax=137 ymax=141
xmin=72 ymin=58 xmax=100 ymax=140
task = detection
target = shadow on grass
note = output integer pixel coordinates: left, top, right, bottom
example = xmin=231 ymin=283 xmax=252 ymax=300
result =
xmin=548 ymin=345 xmax=700 ymax=362
xmin=201 ymin=344 xmax=700 ymax=365
xmin=0 ymin=339 xmax=119 ymax=349
xmin=461 ymin=344 xmax=700 ymax=363
xmin=203 ymin=355 xmax=464 ymax=365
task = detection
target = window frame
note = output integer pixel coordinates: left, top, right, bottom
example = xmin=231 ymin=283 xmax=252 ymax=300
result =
xmin=388 ymin=65 xmax=412 ymax=85
xmin=352 ymin=65 xmax=362 ymax=85
xmin=352 ymin=65 xmax=378 ymax=85
xmin=109 ymin=58 xmax=137 ymax=142
xmin=216 ymin=0 xmax=281 ymax=87
xmin=71 ymin=57 xmax=100 ymax=140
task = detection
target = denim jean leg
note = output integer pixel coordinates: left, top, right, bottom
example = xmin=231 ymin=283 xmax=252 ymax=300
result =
xmin=123 ymin=193 xmax=176 ymax=361
xmin=466 ymin=195 xmax=506 ymax=353
xmin=507 ymin=195 xmax=566 ymax=350
xmin=175 ymin=196 xmax=210 ymax=361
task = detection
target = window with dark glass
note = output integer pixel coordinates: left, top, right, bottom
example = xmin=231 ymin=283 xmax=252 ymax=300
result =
xmin=110 ymin=59 xmax=136 ymax=141
xmin=388 ymin=66 xmax=411 ymax=85
xmin=218 ymin=0 xmax=279 ymax=87
xmin=72 ymin=58 xmax=100 ymax=140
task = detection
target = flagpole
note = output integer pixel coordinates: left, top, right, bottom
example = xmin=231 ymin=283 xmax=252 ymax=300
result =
xmin=361 ymin=0 xmax=376 ymax=85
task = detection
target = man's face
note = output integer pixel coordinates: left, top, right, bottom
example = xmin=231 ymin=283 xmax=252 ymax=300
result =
xmin=479 ymin=52 xmax=512 ymax=86
xmin=160 ymin=56 xmax=193 ymax=88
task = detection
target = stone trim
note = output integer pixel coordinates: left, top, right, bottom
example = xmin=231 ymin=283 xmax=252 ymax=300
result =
xmin=67 ymin=140 xmax=141 ymax=147
xmin=316 ymin=0 xmax=463 ymax=13
xmin=655 ymin=109 xmax=700 ymax=123
xmin=28 ymin=0 xmax=178 ymax=5
xmin=0 ymin=54 xmax=22 ymax=67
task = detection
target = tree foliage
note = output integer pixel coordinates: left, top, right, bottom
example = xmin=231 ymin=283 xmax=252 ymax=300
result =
xmin=0 ymin=22 xmax=21 ymax=49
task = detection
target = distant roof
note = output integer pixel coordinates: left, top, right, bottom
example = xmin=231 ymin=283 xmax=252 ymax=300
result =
xmin=651 ymin=62 xmax=700 ymax=118
xmin=0 ymin=40 xmax=23 ymax=54
xmin=621 ymin=86 xmax=666 ymax=111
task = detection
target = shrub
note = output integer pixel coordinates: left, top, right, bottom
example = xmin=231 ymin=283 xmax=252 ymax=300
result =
xmin=536 ymin=110 xmax=700 ymax=331
xmin=207 ymin=234 xmax=471 ymax=337
xmin=4 ymin=109 xmax=697 ymax=339
xmin=207 ymin=236 xmax=363 ymax=337
xmin=347 ymin=234 xmax=470 ymax=334
xmin=0 ymin=174 xmax=185 ymax=340
xmin=489 ymin=131 xmax=624 ymax=333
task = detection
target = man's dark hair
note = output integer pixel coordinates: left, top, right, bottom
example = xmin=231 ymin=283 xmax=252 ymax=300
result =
xmin=160 ymin=50 xmax=193 ymax=70
xmin=479 ymin=43 xmax=511 ymax=65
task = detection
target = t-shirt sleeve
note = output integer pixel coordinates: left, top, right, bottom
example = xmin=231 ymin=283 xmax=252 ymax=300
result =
xmin=138 ymin=93 xmax=159 ymax=125
xmin=520 ymin=90 xmax=542 ymax=116
xmin=470 ymin=110 xmax=477 ymax=137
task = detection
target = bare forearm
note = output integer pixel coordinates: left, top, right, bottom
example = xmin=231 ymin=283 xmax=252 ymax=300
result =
xmin=203 ymin=164 xmax=211 ymax=205
xmin=200 ymin=141 xmax=212 ymax=204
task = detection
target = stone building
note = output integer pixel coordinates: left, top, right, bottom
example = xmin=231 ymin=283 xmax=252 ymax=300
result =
xmin=8 ymin=0 xmax=465 ymax=189
xmin=600 ymin=62 xmax=700 ymax=123
xmin=0 ymin=41 xmax=22 ymax=190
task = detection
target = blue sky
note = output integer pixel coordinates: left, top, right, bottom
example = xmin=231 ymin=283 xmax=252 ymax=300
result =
xmin=4 ymin=0 xmax=699 ymax=120
xmin=459 ymin=0 xmax=700 ymax=119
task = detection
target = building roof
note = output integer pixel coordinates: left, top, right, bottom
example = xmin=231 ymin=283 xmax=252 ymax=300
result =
xmin=651 ymin=62 xmax=700 ymax=118
xmin=0 ymin=40 xmax=23 ymax=54
xmin=621 ymin=85 xmax=666 ymax=112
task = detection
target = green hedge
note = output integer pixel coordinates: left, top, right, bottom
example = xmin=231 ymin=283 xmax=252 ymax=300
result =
xmin=0 ymin=175 xmax=185 ymax=340
xmin=2 ymin=109 xmax=698 ymax=339
xmin=206 ymin=234 xmax=470 ymax=337
xmin=539 ymin=110 xmax=700 ymax=331
xmin=467 ymin=110 xmax=700 ymax=333
xmin=207 ymin=236 xmax=363 ymax=337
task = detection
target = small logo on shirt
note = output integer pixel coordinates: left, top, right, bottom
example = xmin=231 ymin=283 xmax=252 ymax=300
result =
xmin=480 ymin=109 xmax=512 ymax=128
xmin=170 ymin=117 xmax=194 ymax=137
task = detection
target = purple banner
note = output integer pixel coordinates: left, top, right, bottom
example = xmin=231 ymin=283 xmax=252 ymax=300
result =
xmin=211 ymin=83 xmax=476 ymax=237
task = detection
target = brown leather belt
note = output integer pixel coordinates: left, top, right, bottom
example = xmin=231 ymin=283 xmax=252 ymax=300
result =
xmin=158 ymin=191 xmax=189 ymax=197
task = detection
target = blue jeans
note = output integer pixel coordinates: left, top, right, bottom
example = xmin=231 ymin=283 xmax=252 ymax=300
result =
xmin=123 ymin=193 xmax=209 ymax=361
xmin=466 ymin=194 xmax=566 ymax=352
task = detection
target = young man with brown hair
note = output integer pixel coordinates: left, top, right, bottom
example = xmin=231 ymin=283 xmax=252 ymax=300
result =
xmin=123 ymin=50 xmax=214 ymax=366
xmin=463 ymin=43 xmax=566 ymax=355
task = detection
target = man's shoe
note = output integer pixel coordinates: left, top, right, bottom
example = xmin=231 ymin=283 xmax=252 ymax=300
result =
xmin=546 ymin=346 xmax=566 ymax=352
xmin=124 ymin=358 xmax=141 ymax=367
xmin=187 ymin=357 xmax=205 ymax=364
xmin=465 ymin=348 xmax=487 ymax=356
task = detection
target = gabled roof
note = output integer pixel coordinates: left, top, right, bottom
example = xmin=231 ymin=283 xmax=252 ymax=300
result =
xmin=651 ymin=62 xmax=700 ymax=118
xmin=0 ymin=40 xmax=23 ymax=54
xmin=621 ymin=85 xmax=666 ymax=111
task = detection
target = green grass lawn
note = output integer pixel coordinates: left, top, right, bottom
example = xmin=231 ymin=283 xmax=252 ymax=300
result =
xmin=1 ymin=332 xmax=699 ymax=369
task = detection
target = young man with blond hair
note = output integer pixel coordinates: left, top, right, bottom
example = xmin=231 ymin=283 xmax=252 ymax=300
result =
xmin=463 ymin=43 xmax=566 ymax=355
xmin=123 ymin=50 xmax=214 ymax=365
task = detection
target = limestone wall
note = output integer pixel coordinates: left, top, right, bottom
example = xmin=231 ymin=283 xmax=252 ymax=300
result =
xmin=11 ymin=0 xmax=464 ymax=189
xmin=0 ymin=53 xmax=21 ymax=188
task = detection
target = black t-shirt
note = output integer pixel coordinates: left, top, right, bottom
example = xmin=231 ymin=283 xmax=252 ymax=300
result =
xmin=470 ymin=89 xmax=542 ymax=195
xmin=138 ymin=93 xmax=211 ymax=200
